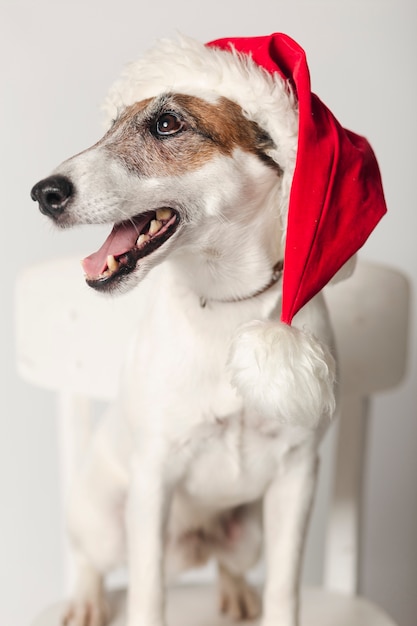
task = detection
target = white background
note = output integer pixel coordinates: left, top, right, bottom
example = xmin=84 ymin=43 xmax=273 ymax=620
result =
xmin=1 ymin=1 xmax=416 ymax=625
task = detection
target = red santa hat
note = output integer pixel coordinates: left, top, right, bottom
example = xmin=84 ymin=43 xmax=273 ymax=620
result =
xmin=207 ymin=33 xmax=387 ymax=326
xmin=205 ymin=34 xmax=387 ymax=428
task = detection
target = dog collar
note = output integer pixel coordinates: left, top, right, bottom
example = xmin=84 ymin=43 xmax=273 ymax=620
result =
xmin=199 ymin=260 xmax=283 ymax=308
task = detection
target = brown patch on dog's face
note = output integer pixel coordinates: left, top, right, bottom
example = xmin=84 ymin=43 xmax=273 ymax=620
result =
xmin=100 ymin=93 xmax=280 ymax=177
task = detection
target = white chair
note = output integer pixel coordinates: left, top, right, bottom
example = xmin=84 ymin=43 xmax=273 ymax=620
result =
xmin=15 ymin=258 xmax=410 ymax=626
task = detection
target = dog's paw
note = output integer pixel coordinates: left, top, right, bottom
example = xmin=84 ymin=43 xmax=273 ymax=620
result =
xmin=62 ymin=597 xmax=109 ymax=626
xmin=218 ymin=572 xmax=261 ymax=621
xmin=179 ymin=528 xmax=212 ymax=567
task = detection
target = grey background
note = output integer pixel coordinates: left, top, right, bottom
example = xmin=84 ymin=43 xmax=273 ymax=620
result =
xmin=1 ymin=1 xmax=416 ymax=625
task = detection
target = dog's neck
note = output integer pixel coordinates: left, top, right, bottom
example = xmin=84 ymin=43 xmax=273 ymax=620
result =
xmin=170 ymin=186 xmax=284 ymax=305
xmin=198 ymin=258 xmax=283 ymax=308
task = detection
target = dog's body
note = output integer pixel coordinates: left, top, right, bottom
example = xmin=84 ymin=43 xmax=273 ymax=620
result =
xmin=31 ymin=37 xmax=343 ymax=626
xmin=66 ymin=265 xmax=330 ymax=626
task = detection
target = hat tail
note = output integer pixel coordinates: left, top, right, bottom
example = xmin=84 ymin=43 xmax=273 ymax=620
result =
xmin=228 ymin=320 xmax=336 ymax=429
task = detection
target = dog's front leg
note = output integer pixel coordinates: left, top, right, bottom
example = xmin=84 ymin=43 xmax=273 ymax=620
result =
xmin=261 ymin=447 xmax=319 ymax=626
xmin=126 ymin=450 xmax=175 ymax=626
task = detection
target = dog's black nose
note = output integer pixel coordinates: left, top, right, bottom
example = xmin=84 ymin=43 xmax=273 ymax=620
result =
xmin=31 ymin=175 xmax=74 ymax=218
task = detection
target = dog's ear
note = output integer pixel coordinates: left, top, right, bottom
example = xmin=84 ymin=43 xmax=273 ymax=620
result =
xmin=252 ymin=125 xmax=283 ymax=175
xmin=255 ymin=127 xmax=275 ymax=152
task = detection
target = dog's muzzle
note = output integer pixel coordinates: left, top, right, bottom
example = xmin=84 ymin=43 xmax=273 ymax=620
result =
xmin=31 ymin=175 xmax=74 ymax=219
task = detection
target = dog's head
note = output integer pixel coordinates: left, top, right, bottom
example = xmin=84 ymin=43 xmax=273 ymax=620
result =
xmin=31 ymin=36 xmax=298 ymax=294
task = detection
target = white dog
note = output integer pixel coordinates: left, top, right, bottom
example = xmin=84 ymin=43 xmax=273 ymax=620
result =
xmin=31 ymin=34 xmax=386 ymax=626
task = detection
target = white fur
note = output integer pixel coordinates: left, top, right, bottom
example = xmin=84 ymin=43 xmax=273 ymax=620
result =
xmin=36 ymin=35 xmax=345 ymax=626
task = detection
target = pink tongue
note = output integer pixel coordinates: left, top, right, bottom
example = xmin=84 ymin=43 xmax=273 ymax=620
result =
xmin=82 ymin=215 xmax=150 ymax=277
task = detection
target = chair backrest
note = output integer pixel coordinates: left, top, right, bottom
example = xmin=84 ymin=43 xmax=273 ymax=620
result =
xmin=15 ymin=258 xmax=410 ymax=594
xmin=325 ymin=261 xmax=409 ymax=395
xmin=322 ymin=261 xmax=410 ymax=594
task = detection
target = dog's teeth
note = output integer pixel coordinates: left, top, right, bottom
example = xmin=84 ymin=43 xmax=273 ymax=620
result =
xmin=107 ymin=255 xmax=119 ymax=272
xmin=136 ymin=233 xmax=150 ymax=247
xmin=156 ymin=208 xmax=173 ymax=221
xmin=149 ymin=219 xmax=162 ymax=235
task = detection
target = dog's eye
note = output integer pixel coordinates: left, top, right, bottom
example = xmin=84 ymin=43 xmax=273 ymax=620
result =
xmin=155 ymin=113 xmax=184 ymax=136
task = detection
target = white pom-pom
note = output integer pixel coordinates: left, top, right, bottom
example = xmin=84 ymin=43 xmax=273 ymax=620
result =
xmin=228 ymin=320 xmax=336 ymax=429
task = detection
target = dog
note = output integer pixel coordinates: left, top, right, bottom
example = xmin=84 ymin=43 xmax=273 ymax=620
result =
xmin=31 ymin=34 xmax=386 ymax=626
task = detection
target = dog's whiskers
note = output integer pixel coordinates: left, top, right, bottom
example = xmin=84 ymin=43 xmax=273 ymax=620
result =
xmin=112 ymin=207 xmax=143 ymax=236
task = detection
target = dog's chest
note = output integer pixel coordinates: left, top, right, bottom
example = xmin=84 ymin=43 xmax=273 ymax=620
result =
xmin=123 ymin=273 xmax=298 ymax=509
xmin=124 ymin=270 xmax=276 ymax=427
xmin=182 ymin=416 xmax=282 ymax=508
xmin=125 ymin=296 xmax=245 ymax=426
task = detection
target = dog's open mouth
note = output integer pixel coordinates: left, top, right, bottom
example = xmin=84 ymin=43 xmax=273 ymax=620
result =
xmin=82 ymin=208 xmax=179 ymax=290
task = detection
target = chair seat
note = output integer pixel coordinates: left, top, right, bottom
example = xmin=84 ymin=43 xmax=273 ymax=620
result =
xmin=33 ymin=584 xmax=397 ymax=626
